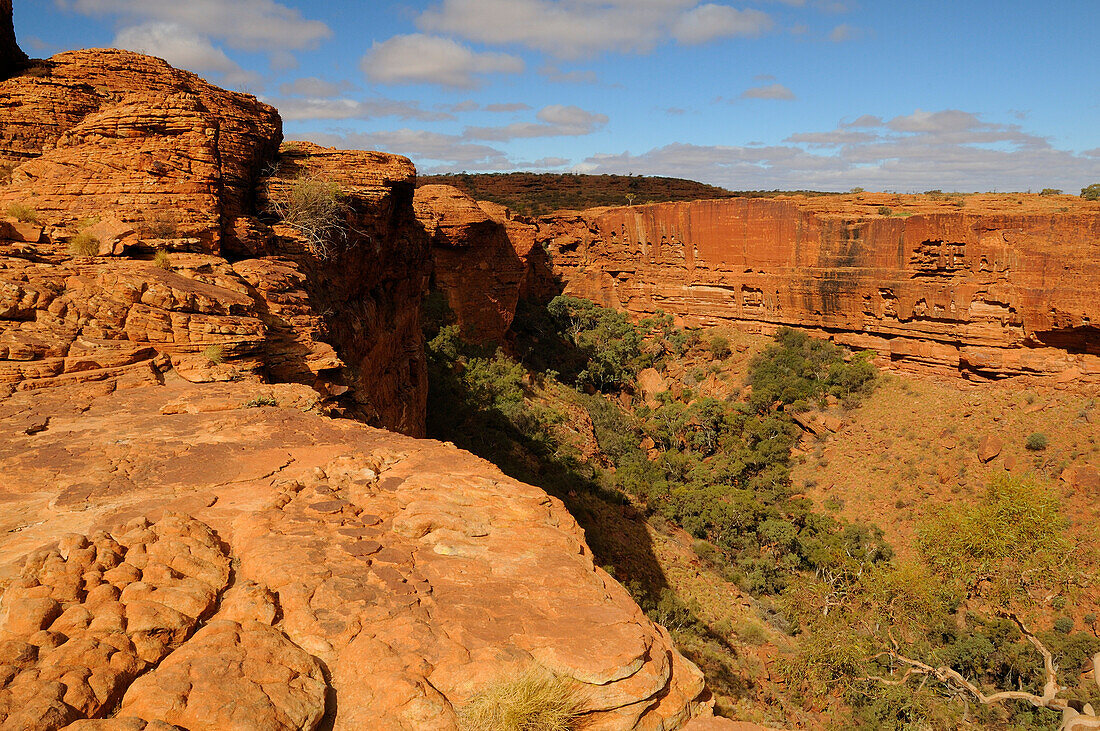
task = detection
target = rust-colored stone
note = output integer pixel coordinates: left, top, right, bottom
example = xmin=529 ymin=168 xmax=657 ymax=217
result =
xmin=534 ymin=196 xmax=1100 ymax=381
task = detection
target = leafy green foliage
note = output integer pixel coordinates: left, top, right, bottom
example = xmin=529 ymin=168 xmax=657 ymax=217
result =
xmin=1081 ymin=183 xmax=1100 ymax=201
xmin=1025 ymin=432 xmax=1048 ymax=451
xmin=747 ymin=328 xmax=876 ymax=411
xmin=545 ymin=295 xmax=649 ymax=390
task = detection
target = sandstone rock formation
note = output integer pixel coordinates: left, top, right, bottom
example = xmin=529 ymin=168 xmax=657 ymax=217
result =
xmin=0 ymin=49 xmax=280 ymax=250
xmin=414 ymin=185 xmax=530 ymax=343
xmin=261 ymin=142 xmax=430 ymax=435
xmin=0 ymin=376 xmax=723 ymax=729
xmin=533 ymin=197 xmax=1100 ymax=381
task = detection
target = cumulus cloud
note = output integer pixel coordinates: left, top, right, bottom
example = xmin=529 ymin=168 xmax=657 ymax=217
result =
xmin=672 ymin=4 xmax=773 ymax=44
xmin=740 ymin=82 xmax=796 ymax=100
xmin=484 ymin=102 xmax=533 ymax=113
xmin=361 ymin=34 xmax=524 ymax=88
xmin=61 ymin=0 xmax=331 ymax=51
xmin=304 ymin=129 xmax=513 ymax=171
xmin=113 ymin=22 xmax=259 ymax=86
xmin=270 ymin=97 xmax=452 ymax=122
xmin=464 ymin=104 xmax=608 ymax=141
xmin=574 ymin=109 xmax=1100 ymax=192
xmin=417 ymin=0 xmax=775 ymax=58
xmin=279 ymin=77 xmax=351 ymax=98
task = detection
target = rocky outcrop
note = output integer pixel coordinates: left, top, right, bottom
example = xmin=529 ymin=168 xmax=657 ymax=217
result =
xmin=535 ymin=196 xmax=1100 ymax=380
xmin=262 ymin=142 xmax=430 ymax=435
xmin=0 ymin=0 xmax=26 ymax=79
xmin=0 ymin=49 xmax=281 ymax=250
xmin=415 ymin=185 xmax=530 ymax=343
xmin=0 ymin=377 xmax=723 ymax=729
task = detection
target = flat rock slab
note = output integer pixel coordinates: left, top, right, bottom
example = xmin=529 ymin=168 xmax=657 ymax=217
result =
xmin=0 ymin=378 xmax=719 ymax=730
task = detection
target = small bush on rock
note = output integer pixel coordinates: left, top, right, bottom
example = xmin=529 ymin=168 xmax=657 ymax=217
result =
xmin=153 ymin=249 xmax=171 ymax=269
xmin=1082 ymin=183 xmax=1100 ymax=201
xmin=202 ymin=344 xmax=226 ymax=364
xmin=269 ymin=174 xmax=348 ymax=259
xmin=68 ymin=231 xmax=99 ymax=257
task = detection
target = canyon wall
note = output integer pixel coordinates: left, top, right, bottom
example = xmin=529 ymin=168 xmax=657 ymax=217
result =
xmin=535 ymin=197 xmax=1100 ymax=380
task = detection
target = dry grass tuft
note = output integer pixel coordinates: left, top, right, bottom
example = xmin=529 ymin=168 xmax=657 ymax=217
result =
xmin=202 ymin=344 xmax=226 ymax=364
xmin=268 ymin=174 xmax=349 ymax=259
xmin=459 ymin=668 xmax=586 ymax=731
xmin=153 ymin=248 xmax=171 ymax=270
xmin=5 ymin=203 xmax=40 ymax=224
xmin=68 ymin=231 xmax=99 ymax=257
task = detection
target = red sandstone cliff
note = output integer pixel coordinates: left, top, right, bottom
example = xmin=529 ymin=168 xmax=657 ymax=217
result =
xmin=534 ymin=196 xmax=1100 ymax=380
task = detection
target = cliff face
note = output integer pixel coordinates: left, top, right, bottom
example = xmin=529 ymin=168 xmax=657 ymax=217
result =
xmin=414 ymin=185 xmax=533 ymax=343
xmin=263 ymin=143 xmax=430 ymax=436
xmin=536 ymin=197 xmax=1100 ymax=380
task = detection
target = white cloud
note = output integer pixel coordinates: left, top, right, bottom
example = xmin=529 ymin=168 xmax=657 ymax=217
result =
xmin=540 ymin=65 xmax=600 ymax=84
xmin=279 ymin=77 xmax=351 ymax=98
xmin=270 ymin=97 xmax=452 ymax=122
xmin=672 ymin=4 xmax=773 ymax=44
xmin=417 ymin=0 xmax=774 ymax=58
xmin=303 ymin=129 xmax=512 ymax=171
xmin=574 ymin=110 xmax=1100 ymax=192
xmin=61 ymin=0 xmax=331 ymax=51
xmin=464 ymin=104 xmax=608 ymax=141
xmin=740 ymin=82 xmax=796 ymax=100
xmin=484 ymin=102 xmax=533 ymax=113
xmin=113 ymin=22 xmax=260 ymax=86
xmin=828 ymin=23 xmax=858 ymax=42
xmin=361 ymin=34 xmax=524 ymax=88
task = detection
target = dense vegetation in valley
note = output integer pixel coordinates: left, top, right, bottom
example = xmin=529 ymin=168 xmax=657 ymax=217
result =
xmin=423 ymin=293 xmax=1099 ymax=729
xmin=417 ymin=172 xmax=839 ymax=216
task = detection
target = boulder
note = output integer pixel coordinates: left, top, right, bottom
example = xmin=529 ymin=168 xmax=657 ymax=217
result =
xmin=978 ymin=435 xmax=1003 ymax=463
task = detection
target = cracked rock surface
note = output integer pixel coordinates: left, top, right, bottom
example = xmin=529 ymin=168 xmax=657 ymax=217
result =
xmin=0 ymin=378 xmax=730 ymax=729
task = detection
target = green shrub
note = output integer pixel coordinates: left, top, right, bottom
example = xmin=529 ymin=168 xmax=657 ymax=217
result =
xmin=242 ymin=395 xmax=278 ymax=408
xmin=707 ymin=333 xmax=731 ymax=359
xmin=202 ymin=344 xmax=226 ymax=364
xmin=153 ymin=249 xmax=171 ymax=270
xmin=68 ymin=231 xmax=99 ymax=256
xmin=877 ymin=205 xmax=892 ymax=216
xmin=1025 ymin=432 xmax=1048 ymax=451
xmin=5 ymin=203 xmax=40 ymax=224
xmin=1039 ymin=188 xmax=1062 ymax=196
xmin=1053 ymin=616 xmax=1074 ymax=634
xmin=458 ymin=668 xmax=585 ymax=731
xmin=1081 ymin=183 xmax=1100 ymax=201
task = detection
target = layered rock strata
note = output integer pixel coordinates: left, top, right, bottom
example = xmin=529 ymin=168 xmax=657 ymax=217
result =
xmin=414 ymin=184 xmax=532 ymax=343
xmin=261 ymin=142 xmax=430 ymax=435
xmin=534 ymin=198 xmax=1100 ymax=380
xmin=0 ymin=377 xmax=722 ymax=729
xmin=0 ymin=49 xmax=280 ymax=250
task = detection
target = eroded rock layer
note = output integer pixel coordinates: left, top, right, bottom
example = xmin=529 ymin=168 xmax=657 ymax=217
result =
xmin=0 ymin=49 xmax=281 ymax=249
xmin=536 ymin=197 xmax=1100 ymax=379
xmin=0 ymin=377 xmax=720 ymax=730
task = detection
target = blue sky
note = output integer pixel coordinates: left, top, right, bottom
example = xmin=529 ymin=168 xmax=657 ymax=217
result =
xmin=15 ymin=1 xmax=1100 ymax=192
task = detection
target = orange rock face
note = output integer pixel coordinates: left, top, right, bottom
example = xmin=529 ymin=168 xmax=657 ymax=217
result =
xmin=415 ymin=185 xmax=530 ymax=343
xmin=536 ymin=196 xmax=1100 ymax=380
xmin=0 ymin=49 xmax=281 ymax=250
xmin=0 ymin=378 xmax=721 ymax=730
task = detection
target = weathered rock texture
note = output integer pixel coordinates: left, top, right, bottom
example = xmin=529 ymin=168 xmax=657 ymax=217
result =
xmin=414 ymin=185 xmax=532 ymax=343
xmin=0 ymin=0 xmax=25 ymax=79
xmin=262 ymin=142 xmax=430 ymax=435
xmin=535 ymin=197 xmax=1100 ymax=380
xmin=0 ymin=48 xmax=280 ymax=250
xmin=0 ymin=377 xmax=725 ymax=730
